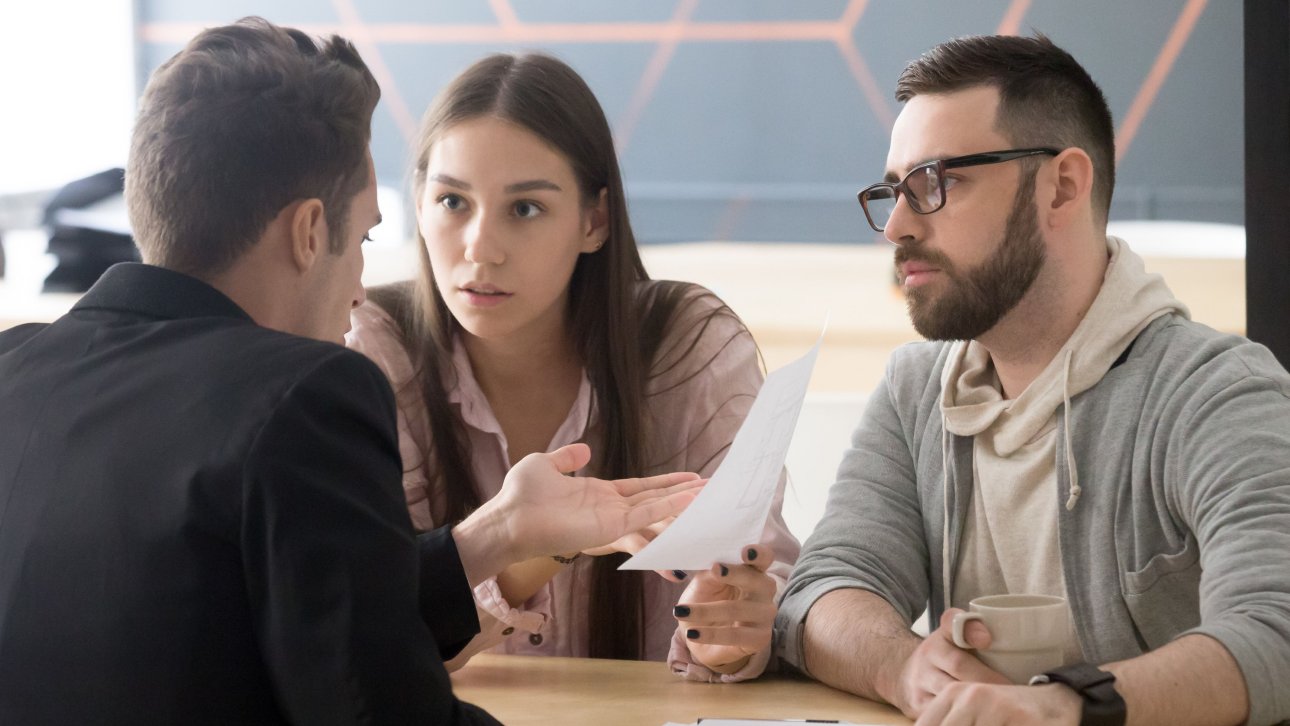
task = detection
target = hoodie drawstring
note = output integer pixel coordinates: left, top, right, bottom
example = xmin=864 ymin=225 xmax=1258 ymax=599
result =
xmin=1062 ymin=349 xmax=1082 ymax=510
xmin=941 ymin=424 xmax=954 ymax=608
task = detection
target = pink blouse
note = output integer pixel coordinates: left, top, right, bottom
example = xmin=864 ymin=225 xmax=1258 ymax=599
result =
xmin=346 ymin=283 xmax=799 ymax=682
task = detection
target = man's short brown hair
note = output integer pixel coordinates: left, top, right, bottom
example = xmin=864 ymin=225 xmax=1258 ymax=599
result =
xmin=896 ymin=34 xmax=1116 ymax=224
xmin=125 ymin=17 xmax=380 ymax=276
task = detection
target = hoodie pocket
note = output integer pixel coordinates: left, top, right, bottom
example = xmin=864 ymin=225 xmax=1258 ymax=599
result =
xmin=1121 ymin=534 xmax=1201 ymax=650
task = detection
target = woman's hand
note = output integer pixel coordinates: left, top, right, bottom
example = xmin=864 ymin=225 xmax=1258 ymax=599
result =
xmin=673 ymin=543 xmax=778 ymax=674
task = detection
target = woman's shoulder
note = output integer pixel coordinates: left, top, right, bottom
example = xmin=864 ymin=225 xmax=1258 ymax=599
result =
xmin=347 ymin=287 xmax=419 ymax=389
xmin=637 ymin=279 xmax=758 ymax=386
xmin=637 ymin=279 xmax=746 ymax=338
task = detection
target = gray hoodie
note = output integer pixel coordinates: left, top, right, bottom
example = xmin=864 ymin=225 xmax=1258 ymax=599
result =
xmin=943 ymin=237 xmax=1187 ymax=663
xmin=776 ymin=237 xmax=1290 ymax=725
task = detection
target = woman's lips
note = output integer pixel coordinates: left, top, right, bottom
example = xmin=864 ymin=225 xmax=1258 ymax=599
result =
xmin=459 ymin=286 xmax=514 ymax=307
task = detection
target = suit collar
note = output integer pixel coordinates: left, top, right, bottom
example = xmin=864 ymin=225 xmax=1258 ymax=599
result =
xmin=73 ymin=263 xmax=254 ymax=324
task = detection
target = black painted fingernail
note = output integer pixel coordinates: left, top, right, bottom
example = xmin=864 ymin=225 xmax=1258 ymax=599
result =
xmin=674 ymin=605 xmax=691 ymax=617
xmin=746 ymin=548 xmax=758 ymax=561
xmin=686 ymin=628 xmax=700 ymax=640
xmin=673 ymin=570 xmax=687 ymax=580
xmin=719 ymin=565 xmax=729 ymax=577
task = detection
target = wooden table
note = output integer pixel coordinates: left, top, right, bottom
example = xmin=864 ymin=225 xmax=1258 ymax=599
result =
xmin=451 ymin=653 xmax=910 ymax=725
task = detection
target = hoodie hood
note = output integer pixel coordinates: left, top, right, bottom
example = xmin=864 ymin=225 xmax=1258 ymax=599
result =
xmin=940 ymin=235 xmax=1188 ymax=456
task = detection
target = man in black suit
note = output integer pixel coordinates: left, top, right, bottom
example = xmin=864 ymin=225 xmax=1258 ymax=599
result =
xmin=0 ymin=18 xmax=698 ymax=725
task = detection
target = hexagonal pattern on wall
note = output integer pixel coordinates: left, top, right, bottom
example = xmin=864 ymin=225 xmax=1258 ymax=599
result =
xmin=137 ymin=0 xmax=1236 ymax=243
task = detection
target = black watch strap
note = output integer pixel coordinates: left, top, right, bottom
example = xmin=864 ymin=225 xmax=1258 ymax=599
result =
xmin=1029 ymin=662 xmax=1126 ymax=726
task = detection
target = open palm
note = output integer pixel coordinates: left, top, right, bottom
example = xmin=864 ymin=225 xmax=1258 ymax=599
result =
xmin=496 ymin=443 xmax=702 ymax=560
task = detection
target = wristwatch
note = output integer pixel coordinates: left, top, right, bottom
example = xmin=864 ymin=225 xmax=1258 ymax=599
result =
xmin=1029 ymin=662 xmax=1126 ymax=726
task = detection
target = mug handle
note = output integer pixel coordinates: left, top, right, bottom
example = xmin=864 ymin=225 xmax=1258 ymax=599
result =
xmin=951 ymin=611 xmax=983 ymax=649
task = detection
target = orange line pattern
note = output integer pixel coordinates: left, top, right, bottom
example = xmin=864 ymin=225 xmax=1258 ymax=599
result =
xmin=488 ymin=0 xmax=519 ymax=29
xmin=140 ymin=6 xmax=897 ymax=137
xmin=615 ymin=0 xmax=700 ymax=155
xmin=139 ymin=2 xmax=1207 ymax=172
xmin=1116 ymin=0 xmax=1209 ymax=162
xmin=330 ymin=0 xmax=419 ymax=145
xmin=996 ymin=0 xmax=1033 ymax=36
xmin=143 ymin=20 xmax=850 ymax=44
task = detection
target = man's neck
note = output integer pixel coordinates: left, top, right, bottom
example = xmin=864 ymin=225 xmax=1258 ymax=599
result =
xmin=202 ymin=254 xmax=302 ymax=337
xmin=977 ymin=234 xmax=1109 ymax=399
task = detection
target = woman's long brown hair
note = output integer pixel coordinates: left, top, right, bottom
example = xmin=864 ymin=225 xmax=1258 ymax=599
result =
xmin=372 ymin=52 xmax=748 ymax=660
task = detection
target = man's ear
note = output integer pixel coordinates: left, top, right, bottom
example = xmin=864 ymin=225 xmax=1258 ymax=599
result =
xmin=289 ymin=198 xmax=328 ymax=273
xmin=581 ymin=188 xmax=610 ymax=253
xmin=1042 ymin=148 xmax=1095 ymax=231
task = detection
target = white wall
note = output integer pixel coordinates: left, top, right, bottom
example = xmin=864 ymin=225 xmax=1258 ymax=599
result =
xmin=782 ymin=392 xmax=866 ymax=544
xmin=0 ymin=1 xmax=135 ymax=195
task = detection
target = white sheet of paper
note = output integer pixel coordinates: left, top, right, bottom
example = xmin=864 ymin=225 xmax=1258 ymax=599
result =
xmin=620 ymin=333 xmax=821 ymax=572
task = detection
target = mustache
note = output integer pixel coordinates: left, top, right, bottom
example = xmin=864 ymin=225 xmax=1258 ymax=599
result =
xmin=893 ymin=244 xmax=955 ymax=272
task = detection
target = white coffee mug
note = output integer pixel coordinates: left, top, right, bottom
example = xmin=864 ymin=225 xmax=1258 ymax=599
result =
xmin=951 ymin=594 xmax=1068 ymax=684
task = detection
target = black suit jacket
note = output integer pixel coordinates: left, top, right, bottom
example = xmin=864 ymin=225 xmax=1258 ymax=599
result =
xmin=0 ymin=264 xmax=498 ymax=725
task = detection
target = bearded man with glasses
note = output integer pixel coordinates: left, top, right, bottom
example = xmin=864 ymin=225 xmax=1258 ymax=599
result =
xmin=774 ymin=34 xmax=1290 ymax=726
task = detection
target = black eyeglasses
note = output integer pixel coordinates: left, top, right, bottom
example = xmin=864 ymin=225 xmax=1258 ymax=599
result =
xmin=856 ymin=147 xmax=1059 ymax=232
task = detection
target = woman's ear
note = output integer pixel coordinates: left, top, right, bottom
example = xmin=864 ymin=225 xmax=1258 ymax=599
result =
xmin=1043 ymin=147 xmax=1095 ymax=232
xmin=582 ymin=188 xmax=610 ymax=253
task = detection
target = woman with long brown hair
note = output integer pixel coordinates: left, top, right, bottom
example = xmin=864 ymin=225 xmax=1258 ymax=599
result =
xmin=347 ymin=52 xmax=798 ymax=680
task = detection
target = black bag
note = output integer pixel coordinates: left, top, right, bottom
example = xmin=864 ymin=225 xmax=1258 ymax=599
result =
xmin=42 ymin=168 xmax=138 ymax=293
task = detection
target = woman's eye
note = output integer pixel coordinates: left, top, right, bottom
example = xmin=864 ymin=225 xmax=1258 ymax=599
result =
xmin=513 ymin=201 xmax=542 ymax=219
xmin=438 ymin=194 xmax=466 ymax=211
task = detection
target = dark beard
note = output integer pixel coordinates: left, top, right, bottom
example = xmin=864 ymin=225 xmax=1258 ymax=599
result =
xmin=897 ymin=170 xmax=1046 ymax=341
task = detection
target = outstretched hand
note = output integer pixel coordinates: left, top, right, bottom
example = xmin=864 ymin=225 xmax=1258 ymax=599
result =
xmin=673 ymin=544 xmax=778 ymax=674
xmin=493 ymin=443 xmax=702 ymax=562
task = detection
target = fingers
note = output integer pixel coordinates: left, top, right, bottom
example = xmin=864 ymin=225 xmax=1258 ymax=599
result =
xmin=961 ymin=620 xmax=991 ymax=650
xmin=657 ymin=569 xmax=689 ymax=583
xmin=620 ymin=488 xmax=699 ymax=534
xmin=932 ymin=649 xmax=1010 ymax=686
xmin=613 ymin=471 xmax=703 ymax=498
xmin=699 ymin=561 xmax=777 ymax=601
xmin=896 ymin=609 xmax=1011 ymax=717
xmin=680 ymin=623 xmax=772 ymax=653
xmin=543 ymin=443 xmax=592 ymax=474
xmin=740 ymin=543 xmax=775 ymax=573
xmin=645 ymin=517 xmax=675 ymax=536
xmin=937 ymin=608 xmax=992 ymax=651
xmin=609 ymin=532 xmax=652 ymax=556
xmin=673 ymin=599 xmax=775 ymax=626
xmin=622 ymin=477 xmax=703 ymax=506
xmin=924 ymin=617 xmax=1009 ymax=686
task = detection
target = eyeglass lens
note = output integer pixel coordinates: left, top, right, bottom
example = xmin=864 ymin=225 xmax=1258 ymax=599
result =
xmin=863 ymin=164 xmax=943 ymax=231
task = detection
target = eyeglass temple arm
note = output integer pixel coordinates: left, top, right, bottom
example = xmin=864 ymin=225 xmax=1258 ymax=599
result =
xmin=942 ymin=147 xmax=1060 ymax=170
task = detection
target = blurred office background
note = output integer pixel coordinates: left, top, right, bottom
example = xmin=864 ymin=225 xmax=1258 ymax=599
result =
xmin=0 ymin=0 xmax=1262 ymax=542
xmin=1 ymin=0 xmax=1241 ymax=247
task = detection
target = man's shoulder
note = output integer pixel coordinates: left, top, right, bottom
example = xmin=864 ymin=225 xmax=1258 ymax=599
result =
xmin=0 ymin=322 xmax=50 ymax=352
xmin=884 ymin=339 xmax=955 ymax=388
xmin=202 ymin=323 xmax=388 ymax=393
xmin=1133 ymin=314 xmax=1290 ymax=392
xmin=60 ymin=309 xmax=388 ymax=409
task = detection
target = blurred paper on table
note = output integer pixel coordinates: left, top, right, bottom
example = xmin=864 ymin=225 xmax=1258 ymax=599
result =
xmin=621 ymin=331 xmax=821 ymax=571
